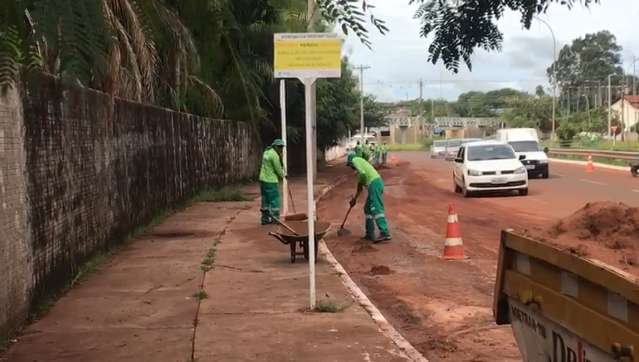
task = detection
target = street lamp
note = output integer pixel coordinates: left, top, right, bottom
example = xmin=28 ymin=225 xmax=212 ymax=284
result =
xmin=535 ymin=16 xmax=557 ymax=140
xmin=632 ymin=56 xmax=639 ymax=95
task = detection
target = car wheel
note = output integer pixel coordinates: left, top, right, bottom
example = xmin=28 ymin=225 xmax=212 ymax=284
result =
xmin=462 ymin=182 xmax=472 ymax=198
xmin=519 ymin=188 xmax=529 ymax=196
xmin=454 ymin=179 xmax=462 ymax=193
xmin=542 ymin=171 xmax=549 ymax=179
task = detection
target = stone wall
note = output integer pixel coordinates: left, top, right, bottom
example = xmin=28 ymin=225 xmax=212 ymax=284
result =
xmin=0 ymin=86 xmax=32 ymax=340
xmin=0 ymin=73 xmax=261 ymax=339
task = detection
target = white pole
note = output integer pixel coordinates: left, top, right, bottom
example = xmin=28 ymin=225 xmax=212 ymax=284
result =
xmin=360 ymin=67 xmax=365 ymax=137
xmin=280 ymin=80 xmax=288 ymax=217
xmin=303 ymin=78 xmax=316 ymax=309
xmin=608 ymin=74 xmax=612 ymax=139
xmin=535 ymin=17 xmax=557 ymax=141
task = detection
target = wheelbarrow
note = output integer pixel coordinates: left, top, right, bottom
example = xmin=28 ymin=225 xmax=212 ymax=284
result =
xmin=268 ymin=220 xmax=331 ymax=263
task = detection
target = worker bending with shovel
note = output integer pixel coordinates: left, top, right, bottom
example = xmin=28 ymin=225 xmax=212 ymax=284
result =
xmin=347 ymin=153 xmax=391 ymax=243
xmin=259 ymin=139 xmax=285 ymax=225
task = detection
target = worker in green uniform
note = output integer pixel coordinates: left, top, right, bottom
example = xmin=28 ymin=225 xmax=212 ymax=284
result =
xmin=354 ymin=141 xmax=363 ymax=158
xmin=381 ymin=142 xmax=389 ymax=166
xmin=347 ymin=153 xmax=391 ymax=242
xmin=259 ymin=139 xmax=286 ymax=225
xmin=373 ymin=143 xmax=382 ymax=166
xmin=361 ymin=141 xmax=372 ymax=161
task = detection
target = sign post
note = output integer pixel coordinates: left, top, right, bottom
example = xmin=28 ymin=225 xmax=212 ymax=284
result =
xmin=280 ymin=80 xmax=288 ymax=217
xmin=274 ymin=33 xmax=342 ymax=309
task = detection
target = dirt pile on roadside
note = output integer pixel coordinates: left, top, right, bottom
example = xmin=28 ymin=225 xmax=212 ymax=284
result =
xmin=552 ymin=202 xmax=639 ymax=250
xmin=527 ymin=201 xmax=639 ymax=274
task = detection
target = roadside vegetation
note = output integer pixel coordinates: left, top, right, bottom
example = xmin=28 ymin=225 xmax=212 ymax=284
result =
xmin=191 ymin=186 xmax=252 ymax=203
xmin=313 ymin=300 xmax=347 ymax=313
xmin=387 ymin=144 xmax=426 ymax=152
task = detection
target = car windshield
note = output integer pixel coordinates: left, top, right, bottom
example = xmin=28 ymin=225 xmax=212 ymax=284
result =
xmin=467 ymin=145 xmax=516 ymax=161
xmin=509 ymin=141 xmax=540 ymax=152
xmin=447 ymin=140 xmax=461 ymax=147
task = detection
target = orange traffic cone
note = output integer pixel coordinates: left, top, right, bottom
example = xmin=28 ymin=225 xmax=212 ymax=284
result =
xmin=586 ymin=155 xmax=595 ymax=173
xmin=443 ymin=204 xmax=466 ymax=260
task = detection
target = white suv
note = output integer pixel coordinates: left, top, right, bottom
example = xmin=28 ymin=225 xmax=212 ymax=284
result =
xmin=453 ymin=141 xmax=529 ymax=197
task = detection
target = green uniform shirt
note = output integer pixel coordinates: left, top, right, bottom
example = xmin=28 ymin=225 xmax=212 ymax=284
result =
xmin=259 ymin=147 xmax=284 ymax=183
xmin=352 ymin=157 xmax=380 ymax=186
xmin=381 ymin=144 xmax=388 ymax=153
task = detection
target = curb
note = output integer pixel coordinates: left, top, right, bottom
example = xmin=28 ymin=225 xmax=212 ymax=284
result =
xmin=550 ymin=158 xmax=630 ymax=172
xmin=320 ymin=242 xmax=429 ymax=362
xmin=314 ymin=171 xmax=428 ymax=362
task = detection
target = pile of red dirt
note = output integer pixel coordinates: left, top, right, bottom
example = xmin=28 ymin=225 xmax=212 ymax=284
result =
xmin=526 ymin=201 xmax=639 ymax=274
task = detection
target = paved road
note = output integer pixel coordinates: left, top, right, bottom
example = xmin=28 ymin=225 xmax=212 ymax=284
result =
xmin=320 ymin=152 xmax=639 ymax=361
xmin=413 ymin=153 xmax=639 ymax=219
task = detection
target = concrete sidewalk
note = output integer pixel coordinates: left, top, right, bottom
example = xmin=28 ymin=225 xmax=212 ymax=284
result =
xmin=2 ymin=171 xmax=408 ymax=362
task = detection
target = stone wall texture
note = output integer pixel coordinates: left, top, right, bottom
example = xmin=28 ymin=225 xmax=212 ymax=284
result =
xmin=0 ymin=73 xmax=261 ymax=339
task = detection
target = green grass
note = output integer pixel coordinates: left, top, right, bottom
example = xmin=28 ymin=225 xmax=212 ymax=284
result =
xmin=387 ymin=143 xmax=426 ymax=152
xmin=544 ymin=139 xmax=639 ymax=152
xmin=551 ymin=154 xmax=631 ymax=168
xmin=192 ymin=290 xmax=208 ymax=301
xmin=200 ymin=247 xmax=217 ymax=272
xmin=191 ymin=186 xmax=252 ymax=203
xmin=0 ymin=336 xmax=10 ymax=353
xmin=313 ymin=300 xmax=346 ymax=313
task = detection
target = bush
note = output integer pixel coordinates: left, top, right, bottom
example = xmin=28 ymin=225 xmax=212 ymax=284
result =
xmin=556 ymin=124 xmax=577 ymax=142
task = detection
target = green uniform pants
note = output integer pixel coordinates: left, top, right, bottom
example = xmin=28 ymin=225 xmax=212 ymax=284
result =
xmin=364 ymin=178 xmax=390 ymax=239
xmin=260 ymin=182 xmax=280 ymax=225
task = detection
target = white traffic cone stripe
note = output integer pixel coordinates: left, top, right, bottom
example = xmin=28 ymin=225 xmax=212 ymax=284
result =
xmin=448 ymin=214 xmax=459 ymax=223
xmin=445 ymin=237 xmax=464 ymax=246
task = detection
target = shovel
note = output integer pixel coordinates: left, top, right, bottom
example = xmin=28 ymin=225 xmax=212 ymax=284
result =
xmin=284 ymin=185 xmax=307 ymax=221
xmin=337 ymin=203 xmax=355 ymax=237
xmin=261 ymin=208 xmax=299 ymax=235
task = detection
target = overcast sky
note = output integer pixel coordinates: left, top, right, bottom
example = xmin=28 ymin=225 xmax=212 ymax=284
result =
xmin=343 ymin=1 xmax=639 ymax=102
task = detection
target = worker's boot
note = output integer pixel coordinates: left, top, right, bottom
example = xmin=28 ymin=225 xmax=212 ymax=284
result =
xmin=374 ymin=234 xmax=392 ymax=244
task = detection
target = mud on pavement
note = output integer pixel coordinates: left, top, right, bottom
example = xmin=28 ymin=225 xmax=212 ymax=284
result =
xmin=318 ymin=156 xmax=549 ymax=362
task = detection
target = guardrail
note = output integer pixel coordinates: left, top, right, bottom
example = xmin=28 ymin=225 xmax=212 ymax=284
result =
xmin=548 ymin=148 xmax=639 ymax=162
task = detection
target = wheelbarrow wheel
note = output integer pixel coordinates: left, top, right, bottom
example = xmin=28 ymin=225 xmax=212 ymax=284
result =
xmin=302 ymin=240 xmax=319 ymax=263
xmin=290 ymin=242 xmax=296 ymax=263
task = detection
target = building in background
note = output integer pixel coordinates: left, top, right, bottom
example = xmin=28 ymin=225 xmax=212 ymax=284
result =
xmin=611 ymin=95 xmax=639 ymax=132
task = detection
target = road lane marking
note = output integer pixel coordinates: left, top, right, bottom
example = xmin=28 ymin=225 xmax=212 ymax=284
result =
xmin=579 ymin=179 xmax=607 ymax=186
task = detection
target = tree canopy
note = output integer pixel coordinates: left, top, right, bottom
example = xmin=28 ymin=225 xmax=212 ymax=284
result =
xmin=320 ymin=0 xmax=601 ymax=72
xmin=547 ymin=30 xmax=623 ymax=88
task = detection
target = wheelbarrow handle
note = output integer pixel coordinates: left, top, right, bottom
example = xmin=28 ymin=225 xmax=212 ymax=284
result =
xmin=268 ymin=232 xmax=289 ymax=245
xmin=261 ymin=208 xmax=299 ymax=235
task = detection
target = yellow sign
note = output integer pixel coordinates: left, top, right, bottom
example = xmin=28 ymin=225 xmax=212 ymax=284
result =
xmin=274 ymin=33 xmax=342 ymax=79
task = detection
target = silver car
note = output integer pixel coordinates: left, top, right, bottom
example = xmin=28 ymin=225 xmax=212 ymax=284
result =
xmin=444 ymin=138 xmax=481 ymax=161
xmin=429 ymin=140 xmax=447 ymax=158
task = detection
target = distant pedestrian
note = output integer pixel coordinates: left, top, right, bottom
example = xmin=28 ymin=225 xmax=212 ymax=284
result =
xmin=347 ymin=153 xmax=391 ymax=243
xmin=381 ymin=142 xmax=389 ymax=166
xmin=373 ymin=143 xmax=382 ymax=166
xmin=355 ymin=141 xmax=364 ymax=158
xmin=259 ymin=139 xmax=286 ymax=225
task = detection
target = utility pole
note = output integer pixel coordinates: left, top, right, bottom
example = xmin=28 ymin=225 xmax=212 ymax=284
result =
xmin=608 ymin=74 xmax=613 ymax=139
xmin=419 ymin=79 xmax=424 ymax=137
xmin=354 ymin=65 xmax=371 ymax=137
xmin=633 ymin=56 xmax=639 ymax=95
xmin=307 ymin=0 xmax=318 ymax=183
